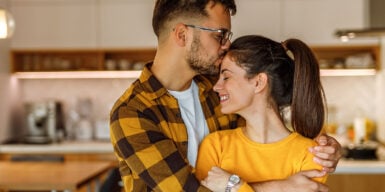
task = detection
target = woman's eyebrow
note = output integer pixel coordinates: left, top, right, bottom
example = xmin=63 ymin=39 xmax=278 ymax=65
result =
xmin=220 ymin=68 xmax=231 ymax=74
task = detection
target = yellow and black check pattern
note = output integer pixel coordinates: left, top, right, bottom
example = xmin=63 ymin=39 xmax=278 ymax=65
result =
xmin=110 ymin=63 xmax=242 ymax=192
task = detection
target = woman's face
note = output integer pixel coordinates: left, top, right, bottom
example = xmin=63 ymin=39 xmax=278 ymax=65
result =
xmin=213 ymin=55 xmax=257 ymax=114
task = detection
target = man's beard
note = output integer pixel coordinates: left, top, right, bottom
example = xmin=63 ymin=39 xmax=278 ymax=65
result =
xmin=186 ymin=35 xmax=224 ymax=75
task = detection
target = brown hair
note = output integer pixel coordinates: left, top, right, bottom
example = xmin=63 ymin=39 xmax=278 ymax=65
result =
xmin=152 ymin=0 xmax=236 ymax=38
xmin=228 ymin=35 xmax=326 ymax=139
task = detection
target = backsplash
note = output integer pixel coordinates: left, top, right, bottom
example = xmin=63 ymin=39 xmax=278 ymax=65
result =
xmin=321 ymin=76 xmax=377 ymax=124
xmin=18 ymin=78 xmax=136 ymax=121
xmin=14 ymin=75 xmax=377 ymax=140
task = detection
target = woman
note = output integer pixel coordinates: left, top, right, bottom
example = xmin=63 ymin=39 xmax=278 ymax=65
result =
xmin=195 ymin=35 xmax=328 ymax=191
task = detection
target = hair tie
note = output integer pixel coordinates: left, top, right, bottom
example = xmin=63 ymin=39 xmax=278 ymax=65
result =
xmin=281 ymin=41 xmax=294 ymax=60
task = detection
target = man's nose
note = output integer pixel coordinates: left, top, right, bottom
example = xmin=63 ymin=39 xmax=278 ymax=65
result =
xmin=221 ymin=39 xmax=231 ymax=50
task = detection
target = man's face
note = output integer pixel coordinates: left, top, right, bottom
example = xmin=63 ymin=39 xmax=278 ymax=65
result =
xmin=186 ymin=2 xmax=232 ymax=75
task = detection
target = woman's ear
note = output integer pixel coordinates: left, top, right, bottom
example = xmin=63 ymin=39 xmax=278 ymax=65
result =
xmin=173 ymin=23 xmax=188 ymax=46
xmin=254 ymin=73 xmax=268 ymax=93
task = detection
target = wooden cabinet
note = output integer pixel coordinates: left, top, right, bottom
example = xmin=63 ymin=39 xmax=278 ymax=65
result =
xmin=327 ymin=174 xmax=385 ymax=192
xmin=11 ymin=48 xmax=156 ymax=73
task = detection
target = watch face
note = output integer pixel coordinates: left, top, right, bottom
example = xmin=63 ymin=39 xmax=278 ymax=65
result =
xmin=229 ymin=174 xmax=240 ymax=185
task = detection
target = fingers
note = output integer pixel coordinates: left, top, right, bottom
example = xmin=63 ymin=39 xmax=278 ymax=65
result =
xmin=321 ymin=167 xmax=336 ymax=173
xmin=298 ymin=169 xmax=326 ymax=178
xmin=310 ymin=145 xmax=337 ymax=157
xmin=317 ymin=182 xmax=329 ymax=192
xmin=200 ymin=179 xmax=208 ymax=187
xmin=315 ymin=134 xmax=328 ymax=146
xmin=310 ymin=134 xmax=343 ymax=173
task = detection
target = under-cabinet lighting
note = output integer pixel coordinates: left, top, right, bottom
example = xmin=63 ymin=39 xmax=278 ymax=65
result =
xmin=320 ymin=69 xmax=376 ymax=76
xmin=13 ymin=71 xmax=142 ymax=79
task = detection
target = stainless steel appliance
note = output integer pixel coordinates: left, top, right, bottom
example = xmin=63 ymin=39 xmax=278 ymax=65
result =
xmin=24 ymin=101 xmax=65 ymax=144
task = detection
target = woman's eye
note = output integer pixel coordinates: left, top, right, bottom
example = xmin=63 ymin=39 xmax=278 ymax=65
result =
xmin=223 ymin=77 xmax=229 ymax=80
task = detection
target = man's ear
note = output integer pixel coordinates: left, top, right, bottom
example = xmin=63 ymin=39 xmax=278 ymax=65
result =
xmin=173 ymin=23 xmax=188 ymax=46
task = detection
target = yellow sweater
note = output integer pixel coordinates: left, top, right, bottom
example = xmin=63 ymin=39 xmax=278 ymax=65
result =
xmin=195 ymin=128 xmax=327 ymax=191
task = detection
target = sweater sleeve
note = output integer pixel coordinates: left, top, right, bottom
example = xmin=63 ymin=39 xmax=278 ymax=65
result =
xmin=300 ymin=141 xmax=328 ymax=183
xmin=195 ymin=132 xmax=222 ymax=180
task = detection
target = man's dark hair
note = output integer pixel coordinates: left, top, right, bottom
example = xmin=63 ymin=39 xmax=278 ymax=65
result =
xmin=152 ymin=0 xmax=236 ymax=38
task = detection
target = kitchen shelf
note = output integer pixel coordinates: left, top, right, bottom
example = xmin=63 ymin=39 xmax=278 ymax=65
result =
xmin=311 ymin=44 xmax=381 ymax=71
xmin=11 ymin=48 xmax=157 ymax=73
xmin=10 ymin=45 xmax=380 ymax=79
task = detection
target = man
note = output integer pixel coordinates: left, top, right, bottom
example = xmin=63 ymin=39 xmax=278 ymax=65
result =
xmin=110 ymin=0 xmax=341 ymax=191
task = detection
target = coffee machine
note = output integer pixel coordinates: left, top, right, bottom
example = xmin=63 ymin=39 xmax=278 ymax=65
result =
xmin=24 ymin=101 xmax=65 ymax=144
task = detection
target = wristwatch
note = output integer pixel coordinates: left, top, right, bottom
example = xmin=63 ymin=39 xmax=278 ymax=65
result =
xmin=225 ymin=174 xmax=241 ymax=192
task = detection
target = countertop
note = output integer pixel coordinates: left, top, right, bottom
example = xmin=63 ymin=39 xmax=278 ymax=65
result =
xmin=334 ymin=159 xmax=385 ymax=174
xmin=2 ymin=141 xmax=385 ymax=174
xmin=0 ymin=140 xmax=113 ymax=154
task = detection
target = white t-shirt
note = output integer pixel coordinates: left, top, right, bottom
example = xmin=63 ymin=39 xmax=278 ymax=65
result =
xmin=168 ymin=80 xmax=209 ymax=167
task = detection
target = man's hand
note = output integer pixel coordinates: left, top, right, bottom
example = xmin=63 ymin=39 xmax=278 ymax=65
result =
xmin=201 ymin=166 xmax=231 ymax=192
xmin=252 ymin=170 xmax=328 ymax=192
xmin=310 ymin=134 xmax=343 ymax=173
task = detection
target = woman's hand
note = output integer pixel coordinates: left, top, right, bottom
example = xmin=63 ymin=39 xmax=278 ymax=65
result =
xmin=310 ymin=134 xmax=343 ymax=173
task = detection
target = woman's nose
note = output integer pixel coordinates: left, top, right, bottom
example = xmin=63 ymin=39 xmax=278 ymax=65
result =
xmin=213 ymin=81 xmax=223 ymax=92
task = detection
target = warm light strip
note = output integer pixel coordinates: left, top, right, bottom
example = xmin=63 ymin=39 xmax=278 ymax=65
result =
xmin=13 ymin=71 xmax=142 ymax=79
xmin=320 ymin=69 xmax=376 ymax=76
xmin=0 ymin=9 xmax=7 ymax=38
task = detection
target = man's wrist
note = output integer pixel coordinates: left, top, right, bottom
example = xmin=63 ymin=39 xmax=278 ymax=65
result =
xmin=226 ymin=174 xmax=241 ymax=192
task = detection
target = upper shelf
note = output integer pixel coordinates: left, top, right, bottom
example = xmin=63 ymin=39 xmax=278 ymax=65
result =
xmin=11 ymin=45 xmax=380 ymax=79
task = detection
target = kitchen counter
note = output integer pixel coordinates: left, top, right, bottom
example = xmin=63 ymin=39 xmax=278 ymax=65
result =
xmin=334 ymin=159 xmax=385 ymax=174
xmin=2 ymin=141 xmax=385 ymax=174
xmin=0 ymin=140 xmax=113 ymax=154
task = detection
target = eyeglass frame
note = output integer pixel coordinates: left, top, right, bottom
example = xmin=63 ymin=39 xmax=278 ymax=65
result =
xmin=185 ymin=24 xmax=233 ymax=45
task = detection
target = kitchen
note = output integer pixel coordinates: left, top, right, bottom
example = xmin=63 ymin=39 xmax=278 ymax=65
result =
xmin=1 ymin=0 xmax=385 ymax=191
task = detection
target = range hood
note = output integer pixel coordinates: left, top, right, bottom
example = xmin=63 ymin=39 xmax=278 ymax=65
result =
xmin=335 ymin=0 xmax=385 ymax=40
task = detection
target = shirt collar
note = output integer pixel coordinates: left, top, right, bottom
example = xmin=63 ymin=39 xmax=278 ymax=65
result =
xmin=139 ymin=62 xmax=217 ymax=100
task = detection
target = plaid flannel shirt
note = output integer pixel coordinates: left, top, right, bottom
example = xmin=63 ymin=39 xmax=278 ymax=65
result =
xmin=110 ymin=63 xmax=242 ymax=192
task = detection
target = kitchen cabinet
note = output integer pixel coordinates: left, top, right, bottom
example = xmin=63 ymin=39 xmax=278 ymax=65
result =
xmin=233 ymin=0 xmax=367 ymax=44
xmin=10 ymin=0 xmax=157 ymax=49
xmin=10 ymin=0 xmax=98 ymax=49
xmin=232 ymin=0 xmax=281 ymax=40
xmin=325 ymin=159 xmax=385 ymax=192
xmin=98 ymin=0 xmax=156 ymax=48
xmin=9 ymin=0 xmax=369 ymax=48
xmin=327 ymin=174 xmax=385 ymax=192
xmin=281 ymin=0 xmax=366 ymax=44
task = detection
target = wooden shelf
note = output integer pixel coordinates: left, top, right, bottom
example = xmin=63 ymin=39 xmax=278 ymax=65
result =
xmin=11 ymin=48 xmax=156 ymax=73
xmin=10 ymin=45 xmax=380 ymax=79
xmin=311 ymin=45 xmax=380 ymax=71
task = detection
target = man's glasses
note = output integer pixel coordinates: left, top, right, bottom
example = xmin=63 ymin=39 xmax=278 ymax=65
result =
xmin=185 ymin=24 xmax=233 ymax=45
